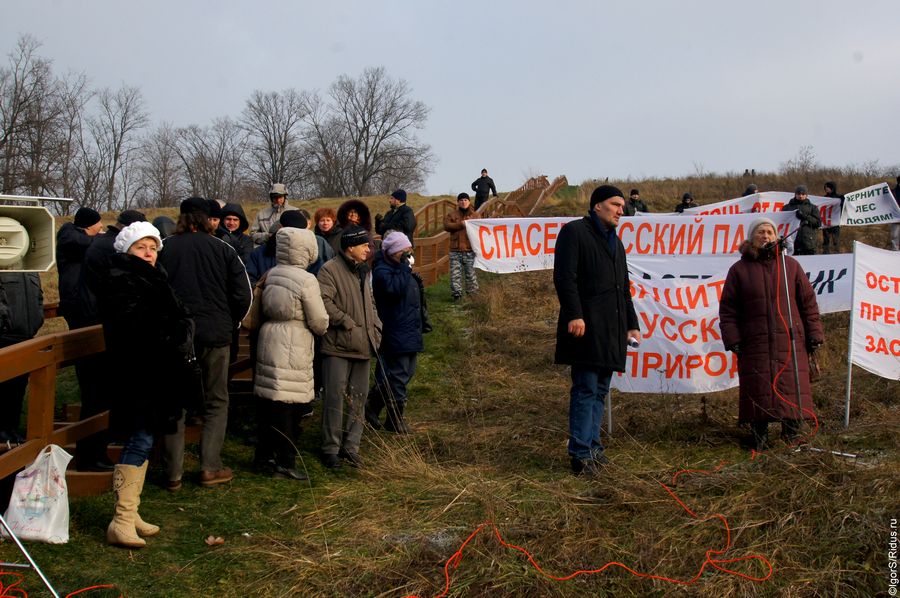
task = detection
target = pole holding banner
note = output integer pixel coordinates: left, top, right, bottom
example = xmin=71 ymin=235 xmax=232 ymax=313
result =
xmin=844 ymin=241 xmax=858 ymax=429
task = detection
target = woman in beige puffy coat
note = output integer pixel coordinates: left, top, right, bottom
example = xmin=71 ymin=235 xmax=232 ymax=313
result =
xmin=253 ymin=227 xmax=329 ymax=480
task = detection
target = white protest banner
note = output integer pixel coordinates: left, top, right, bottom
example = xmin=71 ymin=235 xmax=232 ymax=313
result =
xmin=677 ymin=191 xmax=843 ymax=228
xmin=839 ymin=183 xmax=900 ymax=226
xmin=627 ymin=254 xmax=853 ymax=315
xmin=848 ymin=242 xmax=900 ymax=379
xmin=466 ymin=212 xmax=802 ymax=273
xmin=612 ymin=277 xmax=736 ymax=394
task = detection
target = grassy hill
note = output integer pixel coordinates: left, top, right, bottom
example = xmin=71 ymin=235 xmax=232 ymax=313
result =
xmin=6 ymin=174 xmax=898 ymax=596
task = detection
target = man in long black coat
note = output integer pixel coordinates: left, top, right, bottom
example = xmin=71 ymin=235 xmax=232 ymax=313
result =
xmin=553 ymin=185 xmax=640 ymax=477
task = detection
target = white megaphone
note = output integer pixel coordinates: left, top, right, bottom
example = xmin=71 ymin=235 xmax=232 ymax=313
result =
xmin=0 ymin=203 xmax=57 ymax=272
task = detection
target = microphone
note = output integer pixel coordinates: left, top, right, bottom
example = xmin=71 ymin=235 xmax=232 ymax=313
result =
xmin=763 ymin=237 xmax=783 ymax=252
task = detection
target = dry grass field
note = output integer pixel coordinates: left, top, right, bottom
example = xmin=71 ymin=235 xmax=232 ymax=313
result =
xmin=4 ymin=173 xmax=897 ymax=596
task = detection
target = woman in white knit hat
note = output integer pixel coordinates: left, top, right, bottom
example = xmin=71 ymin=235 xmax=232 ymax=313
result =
xmin=98 ymin=222 xmax=198 ymax=548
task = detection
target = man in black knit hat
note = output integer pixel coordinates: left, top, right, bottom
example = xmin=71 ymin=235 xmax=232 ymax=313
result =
xmin=553 ymin=185 xmax=640 ymax=477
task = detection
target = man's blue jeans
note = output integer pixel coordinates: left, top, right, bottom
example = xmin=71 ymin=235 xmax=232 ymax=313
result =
xmin=568 ymin=366 xmax=612 ymax=460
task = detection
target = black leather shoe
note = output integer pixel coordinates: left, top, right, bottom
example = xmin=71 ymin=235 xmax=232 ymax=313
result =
xmin=273 ymin=466 xmax=309 ymax=481
xmin=338 ymin=450 xmax=363 ymax=468
xmin=321 ymin=454 xmax=342 ymax=469
xmin=571 ymin=457 xmax=604 ymax=478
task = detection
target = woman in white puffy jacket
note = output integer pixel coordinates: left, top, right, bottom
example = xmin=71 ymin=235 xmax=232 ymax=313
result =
xmin=253 ymin=227 xmax=329 ymax=480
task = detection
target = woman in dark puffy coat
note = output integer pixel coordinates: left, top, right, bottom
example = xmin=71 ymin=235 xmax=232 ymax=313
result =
xmin=719 ymin=217 xmax=824 ymax=450
xmin=365 ymin=231 xmax=424 ymax=434
xmin=99 ymin=221 xmax=198 ymax=549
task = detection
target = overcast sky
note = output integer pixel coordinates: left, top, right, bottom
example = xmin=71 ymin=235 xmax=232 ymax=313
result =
xmin=4 ymin=0 xmax=899 ymax=196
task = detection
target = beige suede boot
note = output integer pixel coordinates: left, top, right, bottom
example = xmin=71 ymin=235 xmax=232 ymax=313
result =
xmin=107 ymin=464 xmax=147 ymax=548
xmin=133 ymin=461 xmax=159 ymax=537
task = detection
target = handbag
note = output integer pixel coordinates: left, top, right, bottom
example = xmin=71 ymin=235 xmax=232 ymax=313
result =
xmin=411 ymin=272 xmax=433 ymax=333
xmin=241 ymin=273 xmax=268 ymax=331
xmin=2 ymin=445 xmax=73 ymax=544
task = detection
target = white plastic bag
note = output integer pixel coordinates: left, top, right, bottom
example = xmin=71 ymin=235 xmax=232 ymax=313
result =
xmin=2 ymin=444 xmax=73 ymax=544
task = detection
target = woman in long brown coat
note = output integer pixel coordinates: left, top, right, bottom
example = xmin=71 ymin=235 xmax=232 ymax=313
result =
xmin=719 ymin=217 xmax=824 ymax=450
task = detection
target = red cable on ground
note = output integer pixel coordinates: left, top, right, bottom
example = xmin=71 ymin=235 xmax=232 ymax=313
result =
xmin=406 ymin=461 xmax=773 ymax=598
xmin=0 ymin=572 xmax=119 ymax=598
xmin=0 ymin=571 xmax=27 ymax=598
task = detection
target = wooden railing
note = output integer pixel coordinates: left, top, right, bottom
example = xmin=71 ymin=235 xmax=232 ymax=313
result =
xmin=0 ymin=326 xmax=112 ymax=494
xmin=0 ymin=176 xmax=567 ymax=493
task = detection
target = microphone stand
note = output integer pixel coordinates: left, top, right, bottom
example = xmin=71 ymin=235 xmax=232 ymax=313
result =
xmin=767 ymin=229 xmax=805 ymax=429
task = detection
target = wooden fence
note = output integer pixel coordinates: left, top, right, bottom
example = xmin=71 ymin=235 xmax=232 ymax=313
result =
xmin=0 ymin=175 xmax=566 ymax=494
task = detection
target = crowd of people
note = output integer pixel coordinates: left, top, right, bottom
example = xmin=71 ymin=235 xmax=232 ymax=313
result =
xmin=1 ymin=169 xmax=897 ymax=541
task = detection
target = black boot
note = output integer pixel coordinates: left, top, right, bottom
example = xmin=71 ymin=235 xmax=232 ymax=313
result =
xmin=781 ymin=419 xmax=802 ymax=445
xmin=365 ymin=386 xmax=384 ymax=429
xmin=384 ymin=401 xmax=410 ymax=435
xmin=750 ymin=422 xmax=769 ymax=451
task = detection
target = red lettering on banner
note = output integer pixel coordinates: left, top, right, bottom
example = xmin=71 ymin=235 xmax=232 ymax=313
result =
xmin=509 ymin=225 xmax=526 ymax=257
xmin=709 ymin=279 xmax=726 ymax=301
xmin=654 ymin=224 xmax=669 ymax=254
xmin=526 ymin=223 xmax=542 ymax=255
xmin=627 ymin=352 xmax=738 ymax=380
xmin=640 ymin=352 xmax=664 ymax=377
xmin=639 ymin=312 xmax=659 ymax=337
xmin=728 ymin=228 xmax=745 ymax=253
xmin=678 ymin=320 xmax=697 ymax=343
xmin=685 ymin=285 xmax=708 ymax=310
xmin=700 ymin=317 xmax=721 ymax=342
xmin=544 ymin=222 xmax=559 ymax=254
xmin=712 ymin=225 xmax=730 ymax=254
xmin=479 ymin=226 xmax=494 ymax=259
xmin=687 ymin=225 xmax=704 ymax=254
xmin=663 ymin=288 xmax=688 ymax=314
xmin=494 ymin=226 xmax=509 ymax=257
xmin=864 ymin=335 xmax=900 ymax=356
xmin=635 ymin=222 xmax=653 ymax=254
xmin=670 ymin=226 xmax=686 ymax=252
xmin=704 ymin=352 xmax=728 ymax=376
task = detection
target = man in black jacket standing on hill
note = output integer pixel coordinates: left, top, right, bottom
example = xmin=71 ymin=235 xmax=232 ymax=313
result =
xmin=782 ymin=185 xmax=821 ymax=255
xmin=375 ymin=189 xmax=417 ymax=245
xmin=624 ymin=189 xmax=649 ymax=216
xmin=471 ymin=169 xmax=497 ymax=210
xmin=553 ymin=185 xmax=640 ymax=478
xmin=159 ymin=197 xmax=251 ymax=489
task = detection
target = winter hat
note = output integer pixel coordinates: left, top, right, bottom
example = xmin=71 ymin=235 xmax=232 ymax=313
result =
xmin=114 ymin=221 xmax=163 ymax=253
xmin=74 ymin=207 xmax=101 ymax=229
xmin=381 ymin=231 xmax=412 ymax=255
xmin=207 ymin=199 xmax=223 ymax=219
xmin=630 ymin=189 xmax=640 ymax=196
xmin=824 ymin=181 xmax=837 ymax=193
xmin=279 ymin=210 xmax=308 ymax=229
xmin=748 ymin=217 xmax=777 ymax=238
xmin=795 ymin=185 xmax=808 ymax=195
xmin=152 ymin=216 xmax=176 ymax=239
xmin=269 ymin=183 xmax=288 ymax=197
xmin=682 ymin=192 xmax=694 ymax=201
xmin=180 ymin=197 xmax=210 ymax=215
xmin=457 ymin=192 xmax=470 ymax=201
xmin=391 ymin=189 xmax=407 ymax=203
xmin=589 ymin=185 xmax=624 ymax=208
xmin=117 ymin=209 xmax=146 ymax=227
xmin=341 ymin=225 xmax=369 ymax=250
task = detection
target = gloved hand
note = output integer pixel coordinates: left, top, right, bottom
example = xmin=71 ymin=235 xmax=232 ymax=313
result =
xmin=726 ymin=343 xmax=741 ymax=355
xmin=794 ymin=210 xmax=805 ymax=221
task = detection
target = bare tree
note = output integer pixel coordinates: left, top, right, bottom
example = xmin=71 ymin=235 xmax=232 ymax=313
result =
xmin=780 ymin=145 xmax=818 ymax=177
xmin=89 ymin=85 xmax=148 ymax=210
xmin=241 ymin=88 xmax=308 ymax=193
xmin=174 ymin=117 xmax=248 ymax=200
xmin=300 ymin=93 xmax=354 ymax=198
xmin=303 ymin=66 xmax=433 ymax=197
xmin=134 ymin=122 xmax=184 ymax=207
xmin=0 ymin=35 xmax=62 ymax=194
